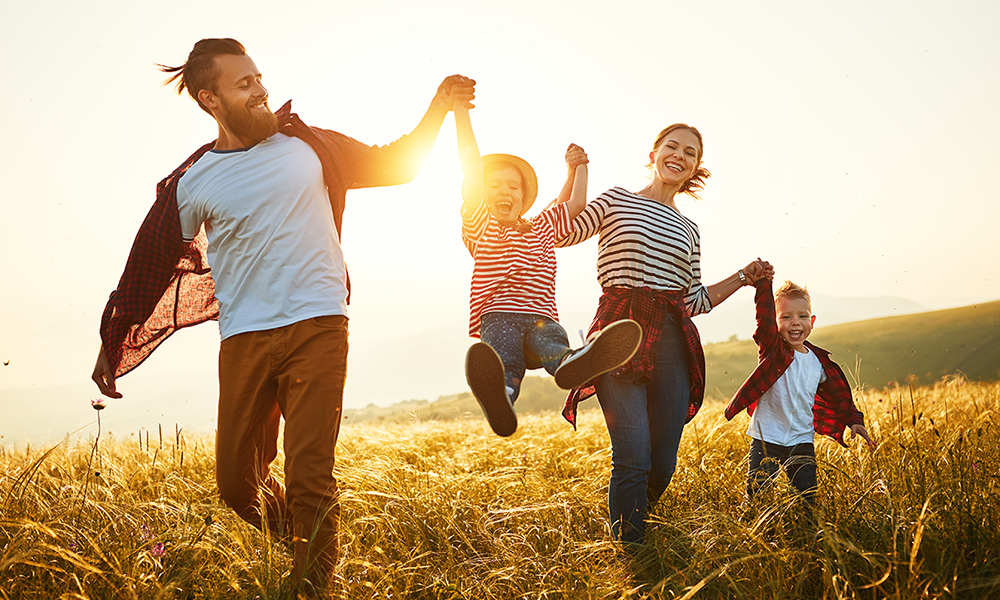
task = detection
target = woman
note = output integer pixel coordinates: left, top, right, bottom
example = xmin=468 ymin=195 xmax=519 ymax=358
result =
xmin=558 ymin=124 xmax=772 ymax=546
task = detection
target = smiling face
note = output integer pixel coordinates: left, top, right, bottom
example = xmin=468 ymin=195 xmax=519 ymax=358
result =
xmin=776 ymin=296 xmax=815 ymax=352
xmin=649 ymin=128 xmax=701 ymax=189
xmin=202 ymin=53 xmax=278 ymax=146
xmin=484 ymin=164 xmax=525 ymax=226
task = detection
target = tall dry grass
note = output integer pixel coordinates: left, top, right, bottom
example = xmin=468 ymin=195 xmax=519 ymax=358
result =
xmin=1 ymin=378 xmax=998 ymax=599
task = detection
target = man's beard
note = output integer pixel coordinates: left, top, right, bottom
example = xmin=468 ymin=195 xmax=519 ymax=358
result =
xmin=221 ymin=95 xmax=279 ymax=146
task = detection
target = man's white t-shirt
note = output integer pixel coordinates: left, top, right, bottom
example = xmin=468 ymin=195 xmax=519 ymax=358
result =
xmin=177 ymin=134 xmax=348 ymax=340
xmin=747 ymin=348 xmax=827 ymax=447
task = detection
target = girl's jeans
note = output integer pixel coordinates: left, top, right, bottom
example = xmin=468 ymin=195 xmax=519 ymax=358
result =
xmin=596 ymin=309 xmax=689 ymax=545
xmin=480 ymin=312 xmax=571 ymax=401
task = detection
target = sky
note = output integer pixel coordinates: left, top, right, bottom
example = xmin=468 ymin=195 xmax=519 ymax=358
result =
xmin=2 ymin=0 xmax=999 ymax=445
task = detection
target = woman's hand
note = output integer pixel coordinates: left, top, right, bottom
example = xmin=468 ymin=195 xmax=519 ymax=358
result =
xmin=565 ymin=143 xmax=588 ymax=170
xmin=743 ymin=258 xmax=774 ymax=285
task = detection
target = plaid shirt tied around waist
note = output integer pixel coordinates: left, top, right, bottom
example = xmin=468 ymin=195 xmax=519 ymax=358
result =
xmin=562 ymin=286 xmax=706 ymax=429
xmin=723 ymin=279 xmax=865 ymax=447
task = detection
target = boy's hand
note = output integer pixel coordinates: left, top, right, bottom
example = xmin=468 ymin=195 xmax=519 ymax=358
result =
xmin=743 ymin=258 xmax=774 ymax=284
xmin=565 ymin=143 xmax=589 ymax=169
xmin=435 ymin=75 xmax=476 ymax=111
xmin=850 ymin=424 xmax=877 ymax=452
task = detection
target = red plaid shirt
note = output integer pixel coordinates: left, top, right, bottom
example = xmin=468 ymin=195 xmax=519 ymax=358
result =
xmin=724 ymin=279 xmax=865 ymax=447
xmin=101 ymin=101 xmax=428 ymax=376
xmin=562 ymin=286 xmax=706 ymax=428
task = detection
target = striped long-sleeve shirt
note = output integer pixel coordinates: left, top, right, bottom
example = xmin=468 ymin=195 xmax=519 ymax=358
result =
xmin=557 ymin=187 xmax=713 ymax=317
xmin=462 ymin=201 xmax=572 ymax=337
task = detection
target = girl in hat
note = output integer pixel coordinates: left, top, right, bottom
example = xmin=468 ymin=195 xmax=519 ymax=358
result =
xmin=454 ymin=102 xmax=640 ymax=437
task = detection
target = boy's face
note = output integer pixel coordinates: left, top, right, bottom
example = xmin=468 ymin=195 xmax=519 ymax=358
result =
xmin=484 ymin=165 xmax=524 ymax=227
xmin=776 ymin=296 xmax=815 ymax=352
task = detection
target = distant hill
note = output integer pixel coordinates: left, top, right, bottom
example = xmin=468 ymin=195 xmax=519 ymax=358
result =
xmin=705 ymin=298 xmax=1000 ymax=398
xmin=343 ymin=300 xmax=1000 ymax=424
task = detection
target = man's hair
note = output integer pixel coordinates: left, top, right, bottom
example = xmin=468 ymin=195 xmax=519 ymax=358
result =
xmin=159 ymin=38 xmax=247 ymax=114
xmin=775 ymin=280 xmax=812 ymax=313
xmin=648 ymin=123 xmax=711 ymax=199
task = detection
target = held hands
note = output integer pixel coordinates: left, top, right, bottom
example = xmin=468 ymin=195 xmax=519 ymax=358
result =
xmin=565 ymin=143 xmax=588 ymax=170
xmin=742 ymin=257 xmax=775 ymax=285
xmin=435 ymin=75 xmax=476 ymax=111
xmin=850 ymin=424 xmax=877 ymax=452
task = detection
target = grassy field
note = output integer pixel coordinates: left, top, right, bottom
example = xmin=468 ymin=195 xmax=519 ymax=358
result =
xmin=2 ymin=378 xmax=999 ymax=599
xmin=345 ymin=299 xmax=1000 ymax=426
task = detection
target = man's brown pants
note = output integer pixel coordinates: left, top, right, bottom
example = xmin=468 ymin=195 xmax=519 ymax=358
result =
xmin=216 ymin=315 xmax=348 ymax=594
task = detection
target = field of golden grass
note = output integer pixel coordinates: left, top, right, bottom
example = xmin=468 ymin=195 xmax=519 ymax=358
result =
xmin=2 ymin=378 xmax=998 ymax=599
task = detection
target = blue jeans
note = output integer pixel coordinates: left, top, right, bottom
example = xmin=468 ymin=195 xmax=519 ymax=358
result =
xmin=480 ymin=312 xmax=571 ymax=401
xmin=596 ymin=309 xmax=690 ymax=545
xmin=747 ymin=438 xmax=817 ymax=505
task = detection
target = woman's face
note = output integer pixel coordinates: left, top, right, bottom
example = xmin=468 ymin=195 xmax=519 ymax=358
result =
xmin=649 ymin=128 xmax=701 ymax=188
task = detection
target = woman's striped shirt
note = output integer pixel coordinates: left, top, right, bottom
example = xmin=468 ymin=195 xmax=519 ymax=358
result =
xmin=557 ymin=187 xmax=712 ymax=317
xmin=462 ymin=201 xmax=572 ymax=337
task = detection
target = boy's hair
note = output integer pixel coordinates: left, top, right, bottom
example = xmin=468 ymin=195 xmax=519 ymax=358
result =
xmin=775 ymin=280 xmax=812 ymax=313
xmin=648 ymin=124 xmax=712 ymax=199
xmin=159 ymin=38 xmax=247 ymax=114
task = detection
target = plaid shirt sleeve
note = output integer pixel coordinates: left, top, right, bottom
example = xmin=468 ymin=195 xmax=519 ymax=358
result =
xmin=100 ymin=142 xmax=218 ymax=376
xmin=751 ymin=279 xmax=781 ymax=358
xmin=811 ymin=346 xmax=865 ymax=446
xmin=725 ymin=279 xmax=786 ymax=420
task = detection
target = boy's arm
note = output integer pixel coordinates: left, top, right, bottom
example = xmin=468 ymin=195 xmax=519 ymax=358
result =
xmin=455 ymin=106 xmax=484 ymax=218
xmin=752 ymin=277 xmax=780 ymax=357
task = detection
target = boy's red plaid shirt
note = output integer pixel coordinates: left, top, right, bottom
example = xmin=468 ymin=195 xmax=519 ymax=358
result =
xmin=724 ymin=279 xmax=864 ymax=447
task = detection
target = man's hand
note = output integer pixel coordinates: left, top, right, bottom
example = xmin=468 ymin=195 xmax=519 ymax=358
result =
xmin=435 ymin=75 xmax=476 ymax=111
xmin=91 ymin=346 xmax=123 ymax=399
xmin=565 ymin=143 xmax=588 ymax=170
xmin=850 ymin=423 xmax=877 ymax=452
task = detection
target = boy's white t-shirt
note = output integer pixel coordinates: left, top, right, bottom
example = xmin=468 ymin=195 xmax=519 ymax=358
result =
xmin=747 ymin=347 xmax=827 ymax=446
xmin=177 ymin=134 xmax=348 ymax=340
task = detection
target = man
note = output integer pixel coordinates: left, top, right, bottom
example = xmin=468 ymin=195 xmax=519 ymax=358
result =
xmin=90 ymin=38 xmax=473 ymax=596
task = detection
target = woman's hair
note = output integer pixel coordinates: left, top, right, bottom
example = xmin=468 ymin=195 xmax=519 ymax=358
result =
xmin=775 ymin=280 xmax=812 ymax=312
xmin=159 ymin=38 xmax=247 ymax=114
xmin=648 ymin=124 xmax=711 ymax=199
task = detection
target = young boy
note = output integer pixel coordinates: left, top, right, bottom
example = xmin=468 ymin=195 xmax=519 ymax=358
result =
xmin=725 ymin=277 xmax=876 ymax=505
xmin=454 ymin=104 xmax=641 ymax=437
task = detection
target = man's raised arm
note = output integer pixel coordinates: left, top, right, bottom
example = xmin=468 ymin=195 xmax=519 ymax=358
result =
xmin=338 ymin=75 xmax=476 ymax=189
